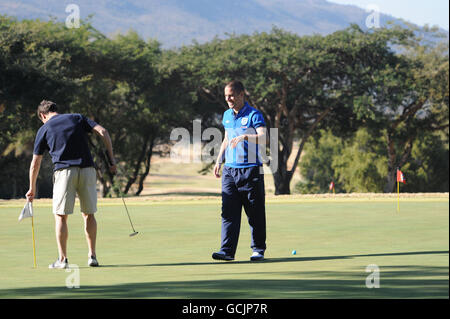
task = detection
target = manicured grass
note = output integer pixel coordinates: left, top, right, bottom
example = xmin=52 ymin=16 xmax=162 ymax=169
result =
xmin=0 ymin=196 xmax=448 ymax=298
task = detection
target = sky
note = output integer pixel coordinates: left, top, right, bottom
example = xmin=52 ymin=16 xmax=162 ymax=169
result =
xmin=329 ymin=0 xmax=449 ymax=31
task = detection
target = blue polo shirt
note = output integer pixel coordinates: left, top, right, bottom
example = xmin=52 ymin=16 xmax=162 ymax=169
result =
xmin=222 ymin=102 xmax=266 ymax=168
xmin=33 ymin=113 xmax=98 ymax=171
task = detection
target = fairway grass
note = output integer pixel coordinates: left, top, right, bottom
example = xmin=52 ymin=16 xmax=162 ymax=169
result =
xmin=0 ymin=195 xmax=448 ymax=299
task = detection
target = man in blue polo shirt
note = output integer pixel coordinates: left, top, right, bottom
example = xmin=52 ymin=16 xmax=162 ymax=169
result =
xmin=26 ymin=100 xmax=117 ymax=269
xmin=212 ymin=80 xmax=267 ymax=261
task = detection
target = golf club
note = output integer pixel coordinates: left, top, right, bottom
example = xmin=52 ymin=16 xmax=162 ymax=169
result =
xmin=121 ymin=196 xmax=139 ymax=237
xmin=104 ymin=151 xmax=139 ymax=237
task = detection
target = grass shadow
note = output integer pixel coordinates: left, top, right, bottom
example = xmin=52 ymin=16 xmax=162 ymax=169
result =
xmin=99 ymin=250 xmax=449 ymax=268
xmin=1 ymin=265 xmax=448 ymax=298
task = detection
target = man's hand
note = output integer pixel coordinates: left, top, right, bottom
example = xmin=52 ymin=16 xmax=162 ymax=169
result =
xmin=25 ymin=189 xmax=35 ymax=202
xmin=229 ymin=135 xmax=246 ymax=149
xmin=27 ymin=154 xmax=42 ymax=203
xmin=213 ymin=163 xmax=222 ymax=178
xmin=109 ymin=164 xmax=117 ymax=175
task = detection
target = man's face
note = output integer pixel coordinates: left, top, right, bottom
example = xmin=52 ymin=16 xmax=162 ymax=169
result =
xmin=224 ymin=86 xmax=244 ymax=112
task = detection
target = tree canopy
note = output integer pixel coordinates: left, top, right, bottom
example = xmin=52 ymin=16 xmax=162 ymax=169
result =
xmin=0 ymin=16 xmax=448 ymax=198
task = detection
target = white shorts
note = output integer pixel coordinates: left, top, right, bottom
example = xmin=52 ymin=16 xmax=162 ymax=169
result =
xmin=53 ymin=167 xmax=97 ymax=215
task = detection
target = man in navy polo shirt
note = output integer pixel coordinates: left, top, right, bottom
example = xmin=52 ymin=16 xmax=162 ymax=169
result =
xmin=212 ymin=80 xmax=267 ymax=261
xmin=26 ymin=100 xmax=117 ymax=269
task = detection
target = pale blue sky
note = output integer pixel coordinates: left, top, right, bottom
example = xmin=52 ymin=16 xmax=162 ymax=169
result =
xmin=329 ymin=0 xmax=449 ymax=30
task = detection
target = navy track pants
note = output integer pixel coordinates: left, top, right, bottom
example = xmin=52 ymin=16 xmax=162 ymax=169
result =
xmin=220 ymin=165 xmax=266 ymax=257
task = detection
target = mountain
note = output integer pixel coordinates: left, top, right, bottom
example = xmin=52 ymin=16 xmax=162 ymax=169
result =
xmin=0 ymin=0 xmax=446 ymax=48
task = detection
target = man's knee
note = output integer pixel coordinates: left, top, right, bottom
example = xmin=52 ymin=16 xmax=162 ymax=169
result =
xmin=55 ymin=214 xmax=68 ymax=222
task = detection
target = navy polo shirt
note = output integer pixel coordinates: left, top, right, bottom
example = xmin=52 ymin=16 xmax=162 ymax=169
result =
xmin=33 ymin=113 xmax=98 ymax=171
xmin=222 ymin=102 xmax=266 ymax=168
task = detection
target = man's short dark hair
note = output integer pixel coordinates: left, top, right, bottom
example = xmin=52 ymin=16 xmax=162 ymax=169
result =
xmin=37 ymin=100 xmax=57 ymax=119
xmin=225 ymin=80 xmax=245 ymax=95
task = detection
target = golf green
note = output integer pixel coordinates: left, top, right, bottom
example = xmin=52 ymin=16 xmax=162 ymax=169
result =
xmin=0 ymin=196 xmax=448 ymax=298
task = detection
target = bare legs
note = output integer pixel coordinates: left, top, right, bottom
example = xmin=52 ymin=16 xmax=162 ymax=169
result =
xmin=54 ymin=214 xmax=68 ymax=261
xmin=82 ymin=213 xmax=97 ymax=258
xmin=54 ymin=213 xmax=97 ymax=260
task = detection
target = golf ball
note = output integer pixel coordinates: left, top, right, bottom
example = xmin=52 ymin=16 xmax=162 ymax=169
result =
xmin=292 ymin=250 xmax=297 ymax=255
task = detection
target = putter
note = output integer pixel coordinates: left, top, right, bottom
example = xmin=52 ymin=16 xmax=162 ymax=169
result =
xmin=121 ymin=196 xmax=139 ymax=237
xmin=104 ymin=151 xmax=139 ymax=237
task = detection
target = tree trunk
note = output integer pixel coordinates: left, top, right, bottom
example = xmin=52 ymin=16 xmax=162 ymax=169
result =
xmin=136 ymin=138 xmax=155 ymax=195
xmin=384 ymin=133 xmax=414 ymax=193
xmin=273 ymin=172 xmax=292 ymax=195
xmin=384 ymin=168 xmax=397 ymax=193
xmin=384 ymin=135 xmax=397 ymax=193
xmin=96 ymin=165 xmax=112 ymax=197
xmin=124 ymin=134 xmax=151 ymax=194
xmin=272 ymin=147 xmax=292 ymax=195
xmin=270 ymin=104 xmax=334 ymax=195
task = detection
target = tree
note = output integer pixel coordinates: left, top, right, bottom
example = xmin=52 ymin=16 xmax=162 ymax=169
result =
xmin=174 ymin=26 xmax=416 ymax=194
xmin=297 ymin=127 xmax=449 ymax=194
xmin=68 ymin=31 xmax=169 ymax=197
xmin=296 ymin=130 xmax=343 ymax=194
xmin=332 ymin=128 xmax=388 ymax=193
xmin=297 ymin=128 xmax=388 ymax=193
xmin=355 ymin=29 xmax=449 ymax=192
xmin=0 ymin=17 xmax=199 ymax=198
xmin=0 ymin=16 xmax=99 ymax=198
xmin=402 ymin=131 xmax=449 ymax=192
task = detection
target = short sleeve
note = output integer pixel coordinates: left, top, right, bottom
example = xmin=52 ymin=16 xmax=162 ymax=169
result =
xmin=222 ymin=110 xmax=232 ymax=128
xmin=81 ymin=115 xmax=98 ymax=132
xmin=251 ymin=110 xmax=266 ymax=128
xmin=33 ymin=127 xmax=49 ymax=155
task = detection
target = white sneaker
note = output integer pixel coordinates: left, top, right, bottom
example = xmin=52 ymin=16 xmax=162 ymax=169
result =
xmin=88 ymin=255 xmax=99 ymax=267
xmin=49 ymin=258 xmax=68 ymax=269
xmin=250 ymin=252 xmax=264 ymax=261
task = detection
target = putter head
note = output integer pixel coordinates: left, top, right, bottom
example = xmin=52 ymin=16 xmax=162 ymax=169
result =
xmin=129 ymin=232 xmax=139 ymax=237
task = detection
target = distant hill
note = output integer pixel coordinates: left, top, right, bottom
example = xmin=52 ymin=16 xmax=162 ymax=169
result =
xmin=1 ymin=0 xmax=447 ymax=48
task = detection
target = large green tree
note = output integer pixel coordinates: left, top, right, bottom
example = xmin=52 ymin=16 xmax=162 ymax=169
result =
xmin=0 ymin=16 xmax=99 ymax=198
xmin=296 ymin=129 xmax=344 ymax=194
xmin=298 ymin=128 xmax=448 ymax=194
xmin=0 ymin=17 xmax=184 ymax=198
xmin=173 ymin=26 xmax=415 ymax=194
xmin=68 ymin=31 xmax=165 ymax=197
xmin=354 ymin=31 xmax=449 ymax=192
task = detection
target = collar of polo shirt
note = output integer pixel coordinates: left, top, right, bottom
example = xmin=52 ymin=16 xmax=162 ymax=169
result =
xmin=233 ymin=102 xmax=250 ymax=118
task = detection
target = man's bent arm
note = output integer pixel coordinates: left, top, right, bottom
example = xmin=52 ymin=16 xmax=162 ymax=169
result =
xmin=230 ymin=126 xmax=266 ymax=148
xmin=93 ymin=124 xmax=117 ymax=174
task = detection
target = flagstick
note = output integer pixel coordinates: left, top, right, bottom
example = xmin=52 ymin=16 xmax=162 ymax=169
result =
xmin=31 ymin=215 xmax=37 ymax=268
xmin=397 ymin=181 xmax=400 ymax=213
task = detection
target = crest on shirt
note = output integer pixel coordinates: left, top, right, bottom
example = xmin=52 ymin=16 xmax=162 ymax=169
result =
xmin=241 ymin=117 xmax=248 ymax=125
